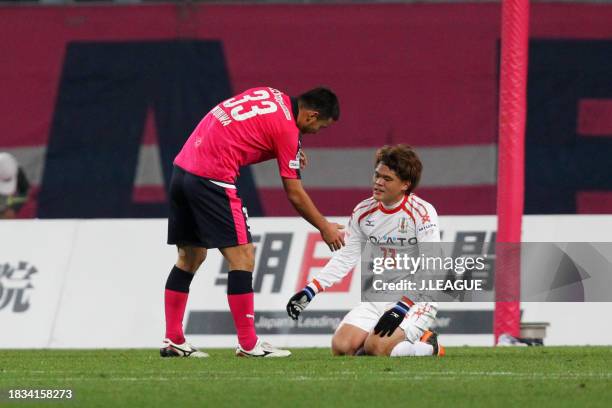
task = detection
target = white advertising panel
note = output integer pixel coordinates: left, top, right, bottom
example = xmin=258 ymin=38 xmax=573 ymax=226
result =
xmin=50 ymin=220 xmax=175 ymax=348
xmin=1 ymin=216 xmax=612 ymax=348
xmin=0 ymin=220 xmax=78 ymax=348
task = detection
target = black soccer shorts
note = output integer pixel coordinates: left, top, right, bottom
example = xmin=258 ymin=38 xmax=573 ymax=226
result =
xmin=167 ymin=166 xmax=252 ymax=249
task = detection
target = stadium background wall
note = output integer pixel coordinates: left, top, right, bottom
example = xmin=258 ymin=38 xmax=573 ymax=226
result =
xmin=1 ymin=3 xmax=612 ymax=218
xmin=1 ymin=215 xmax=611 ymax=349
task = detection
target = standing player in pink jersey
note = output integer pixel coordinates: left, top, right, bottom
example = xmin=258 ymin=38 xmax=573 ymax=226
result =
xmin=161 ymin=87 xmax=344 ymax=358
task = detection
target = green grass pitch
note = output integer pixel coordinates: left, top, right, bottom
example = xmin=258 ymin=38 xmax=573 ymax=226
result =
xmin=1 ymin=347 xmax=611 ymax=407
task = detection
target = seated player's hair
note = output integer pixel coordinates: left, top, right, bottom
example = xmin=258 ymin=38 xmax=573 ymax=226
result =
xmin=298 ymin=87 xmax=340 ymax=121
xmin=375 ymin=144 xmax=423 ymax=194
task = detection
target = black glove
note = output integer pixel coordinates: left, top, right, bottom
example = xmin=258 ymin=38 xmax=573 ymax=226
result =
xmin=373 ymin=301 xmax=410 ymax=337
xmin=286 ymin=286 xmax=316 ymax=320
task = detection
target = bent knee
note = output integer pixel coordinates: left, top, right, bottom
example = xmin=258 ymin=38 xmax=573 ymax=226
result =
xmin=331 ymin=335 xmax=358 ymax=356
xmin=177 ymin=247 xmax=207 ymax=272
xmin=228 ymin=244 xmax=255 ymax=271
xmin=239 ymin=245 xmax=255 ymax=268
xmin=364 ymin=336 xmax=391 ymax=357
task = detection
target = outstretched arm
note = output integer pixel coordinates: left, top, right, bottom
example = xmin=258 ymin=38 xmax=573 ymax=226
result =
xmin=287 ymin=206 xmax=366 ymax=320
xmin=282 ymin=177 xmax=345 ymax=251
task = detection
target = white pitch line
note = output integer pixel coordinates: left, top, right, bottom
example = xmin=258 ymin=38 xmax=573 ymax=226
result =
xmin=5 ymin=372 xmax=612 ymax=382
xmin=3 ymin=370 xmax=611 ymax=377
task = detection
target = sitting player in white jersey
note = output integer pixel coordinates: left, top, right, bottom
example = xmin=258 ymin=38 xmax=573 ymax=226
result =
xmin=287 ymin=144 xmax=444 ymax=357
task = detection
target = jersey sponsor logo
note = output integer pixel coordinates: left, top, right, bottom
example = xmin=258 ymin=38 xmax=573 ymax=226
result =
xmin=417 ymin=223 xmax=437 ymax=233
xmin=368 ymin=235 xmax=418 ymax=246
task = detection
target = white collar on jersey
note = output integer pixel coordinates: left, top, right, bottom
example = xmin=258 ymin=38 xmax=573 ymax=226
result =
xmin=380 ymin=195 xmax=406 ymax=210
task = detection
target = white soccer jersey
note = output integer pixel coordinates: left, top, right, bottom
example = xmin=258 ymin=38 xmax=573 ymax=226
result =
xmin=308 ymin=193 xmax=440 ymax=298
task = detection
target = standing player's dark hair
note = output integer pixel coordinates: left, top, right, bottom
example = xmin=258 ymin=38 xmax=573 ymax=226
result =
xmin=297 ymin=87 xmax=340 ymax=121
xmin=375 ymin=144 xmax=423 ymax=194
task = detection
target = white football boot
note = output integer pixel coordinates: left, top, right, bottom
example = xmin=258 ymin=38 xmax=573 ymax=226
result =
xmin=235 ymin=339 xmax=291 ymax=358
xmin=160 ymin=338 xmax=209 ymax=358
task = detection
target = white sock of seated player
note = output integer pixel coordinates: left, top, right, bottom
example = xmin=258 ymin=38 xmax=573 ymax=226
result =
xmin=390 ymin=341 xmax=433 ymax=357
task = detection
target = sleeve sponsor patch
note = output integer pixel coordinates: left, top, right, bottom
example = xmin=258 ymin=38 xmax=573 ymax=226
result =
xmin=417 ymin=223 xmax=437 ymax=233
xmin=289 ymin=159 xmax=300 ymax=169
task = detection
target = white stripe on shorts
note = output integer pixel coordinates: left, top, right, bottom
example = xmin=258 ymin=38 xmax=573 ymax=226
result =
xmin=209 ymin=180 xmax=236 ymax=189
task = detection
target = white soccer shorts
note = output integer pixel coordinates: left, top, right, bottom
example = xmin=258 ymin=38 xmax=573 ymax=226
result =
xmin=338 ymin=301 xmax=438 ymax=343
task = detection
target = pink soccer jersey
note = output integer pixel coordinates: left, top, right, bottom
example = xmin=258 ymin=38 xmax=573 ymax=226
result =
xmin=174 ymin=87 xmax=301 ymax=183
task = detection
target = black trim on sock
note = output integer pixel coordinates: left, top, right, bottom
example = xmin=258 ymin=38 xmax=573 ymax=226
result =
xmin=165 ymin=266 xmax=194 ymax=293
xmin=227 ymin=270 xmax=253 ymax=295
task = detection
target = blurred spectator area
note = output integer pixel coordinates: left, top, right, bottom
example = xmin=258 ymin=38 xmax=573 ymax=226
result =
xmin=1 ymin=1 xmax=611 ymax=218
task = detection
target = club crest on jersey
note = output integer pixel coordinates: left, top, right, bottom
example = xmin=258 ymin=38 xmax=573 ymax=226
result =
xmin=398 ymin=216 xmax=409 ymax=233
xmin=365 ymin=218 xmax=375 ymax=227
